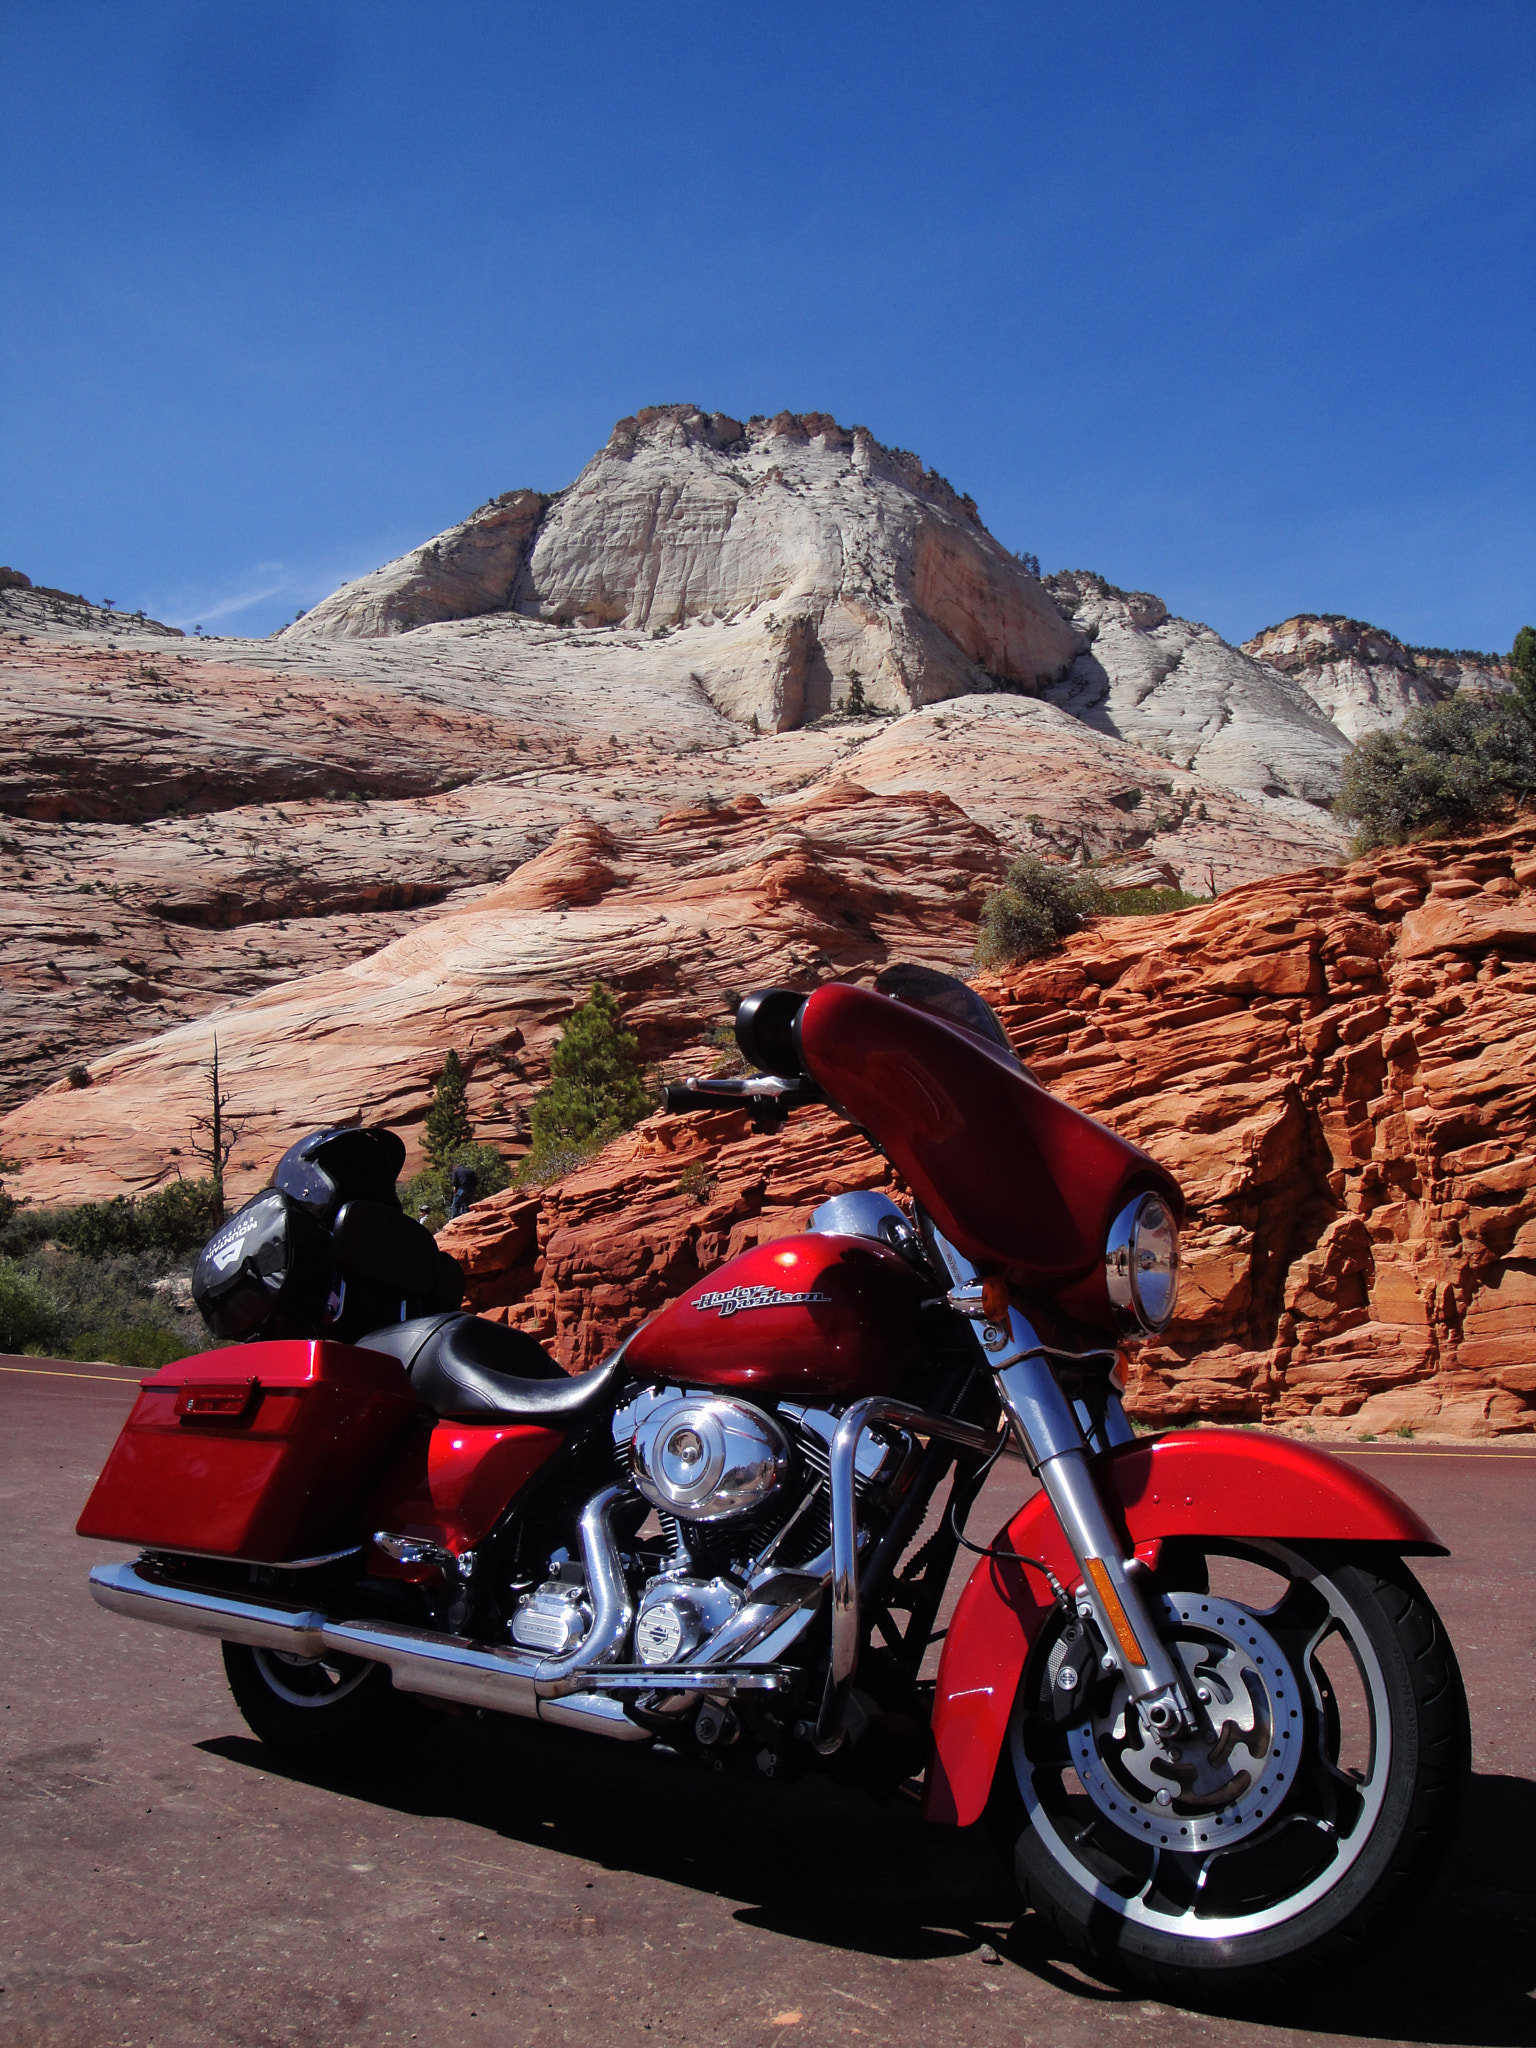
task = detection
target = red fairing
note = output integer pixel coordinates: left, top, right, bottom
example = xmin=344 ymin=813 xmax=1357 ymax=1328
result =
xmin=922 ymin=1430 xmax=1446 ymax=1827
xmin=796 ymin=983 xmax=1180 ymax=1318
xmin=624 ymin=1232 xmax=924 ymax=1399
xmin=364 ymin=1420 xmax=563 ymax=1572
xmin=76 ymin=1340 xmax=422 ymax=1563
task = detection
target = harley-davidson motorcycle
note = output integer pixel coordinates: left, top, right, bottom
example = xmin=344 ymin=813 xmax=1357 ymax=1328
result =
xmin=79 ymin=965 xmax=1469 ymax=1996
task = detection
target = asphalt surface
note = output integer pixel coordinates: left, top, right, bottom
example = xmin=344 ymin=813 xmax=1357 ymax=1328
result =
xmin=2 ymin=1355 xmax=1533 ymax=2048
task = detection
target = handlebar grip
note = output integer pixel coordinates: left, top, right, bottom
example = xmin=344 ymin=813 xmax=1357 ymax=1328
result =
xmin=661 ymin=1075 xmax=823 ymax=1116
xmin=662 ymin=1081 xmax=741 ymax=1113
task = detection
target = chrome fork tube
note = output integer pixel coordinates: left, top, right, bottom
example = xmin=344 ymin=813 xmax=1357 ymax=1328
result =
xmin=935 ymin=1231 xmax=1196 ymax=1737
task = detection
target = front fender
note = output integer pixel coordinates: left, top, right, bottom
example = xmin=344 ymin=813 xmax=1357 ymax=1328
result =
xmin=922 ymin=1428 xmax=1443 ymax=1827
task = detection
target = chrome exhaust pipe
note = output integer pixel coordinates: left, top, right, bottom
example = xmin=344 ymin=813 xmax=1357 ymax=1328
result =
xmin=86 ymin=1487 xmax=643 ymax=1733
xmin=88 ymin=1561 xmax=330 ymax=1657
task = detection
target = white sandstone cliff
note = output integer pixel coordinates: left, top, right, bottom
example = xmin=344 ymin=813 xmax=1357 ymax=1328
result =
xmin=286 ymin=406 xmax=1083 ymax=731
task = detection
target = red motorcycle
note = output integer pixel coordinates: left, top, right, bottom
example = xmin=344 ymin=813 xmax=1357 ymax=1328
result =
xmin=79 ymin=966 xmax=1468 ymax=1997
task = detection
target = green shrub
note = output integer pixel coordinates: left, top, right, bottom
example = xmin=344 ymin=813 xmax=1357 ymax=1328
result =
xmin=0 ymin=1177 xmax=222 ymax=1263
xmin=975 ymin=857 xmax=1113 ymax=967
xmin=512 ymin=1132 xmax=610 ymax=1189
xmin=401 ymin=1142 xmax=513 ymax=1229
xmin=522 ymin=983 xmax=652 ymax=1180
xmin=1101 ymin=885 xmax=1208 ymax=916
xmin=0 ymin=1246 xmax=203 ymax=1363
xmin=68 ymin=1325 xmax=190 ymax=1370
xmin=1334 ymin=692 xmax=1536 ymax=849
xmin=0 ymin=1258 xmax=63 ymax=1352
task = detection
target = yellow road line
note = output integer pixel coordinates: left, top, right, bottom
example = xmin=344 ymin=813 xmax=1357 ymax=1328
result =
xmin=1337 ymin=1447 xmax=1536 ymax=1459
xmin=0 ymin=1363 xmax=142 ymax=1385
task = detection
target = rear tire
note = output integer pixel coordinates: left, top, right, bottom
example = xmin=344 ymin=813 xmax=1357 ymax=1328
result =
xmin=222 ymin=1642 xmax=440 ymax=1771
xmin=989 ymin=1544 xmax=1469 ymax=2001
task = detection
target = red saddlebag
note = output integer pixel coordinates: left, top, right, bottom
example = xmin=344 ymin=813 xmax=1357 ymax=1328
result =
xmin=77 ymin=1340 xmax=423 ymax=1563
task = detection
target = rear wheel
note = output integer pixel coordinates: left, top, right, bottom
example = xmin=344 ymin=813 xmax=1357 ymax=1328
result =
xmin=989 ymin=1543 xmax=1469 ymax=2000
xmin=222 ymin=1642 xmax=440 ymax=1770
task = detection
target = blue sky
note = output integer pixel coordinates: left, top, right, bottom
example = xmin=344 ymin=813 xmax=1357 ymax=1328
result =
xmin=2 ymin=0 xmax=1531 ymax=651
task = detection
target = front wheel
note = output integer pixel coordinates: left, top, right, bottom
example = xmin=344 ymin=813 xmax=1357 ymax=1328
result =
xmin=222 ymin=1642 xmax=440 ymax=1771
xmin=989 ymin=1543 xmax=1469 ymax=2000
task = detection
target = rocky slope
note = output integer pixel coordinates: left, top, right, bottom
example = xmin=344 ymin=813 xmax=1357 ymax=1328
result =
xmin=292 ymin=406 xmax=1084 ymax=730
xmin=0 ymin=730 xmax=1344 ymax=1208
xmin=1043 ymin=573 xmax=1351 ymax=815
xmin=438 ymin=822 xmax=1536 ymax=1438
xmin=0 ymin=571 xmax=183 ymax=640
xmin=0 ymin=598 xmax=1343 ymax=1124
xmin=1242 ymin=614 xmax=1511 ymax=741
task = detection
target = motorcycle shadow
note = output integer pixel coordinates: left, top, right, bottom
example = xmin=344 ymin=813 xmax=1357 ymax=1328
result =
xmin=200 ymin=1711 xmax=1016 ymax=1963
xmin=201 ymin=1721 xmax=1536 ymax=2041
xmin=998 ymin=1769 xmax=1536 ymax=2044
xmin=1248 ymin=1769 xmax=1536 ymax=2048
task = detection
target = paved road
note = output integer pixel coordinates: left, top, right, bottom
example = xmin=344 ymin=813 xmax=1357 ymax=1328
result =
xmin=2 ymin=1356 xmax=1532 ymax=2048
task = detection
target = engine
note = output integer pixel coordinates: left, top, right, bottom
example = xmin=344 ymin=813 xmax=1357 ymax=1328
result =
xmin=516 ymin=1385 xmax=911 ymax=1676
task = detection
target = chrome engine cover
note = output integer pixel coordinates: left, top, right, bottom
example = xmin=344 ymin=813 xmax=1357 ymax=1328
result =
xmin=509 ymin=1580 xmax=591 ymax=1655
xmin=625 ymin=1392 xmax=791 ymax=1523
xmin=633 ymin=1575 xmax=742 ymax=1665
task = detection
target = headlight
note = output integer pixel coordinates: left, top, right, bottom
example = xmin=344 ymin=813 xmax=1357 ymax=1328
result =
xmin=1105 ymin=1192 xmax=1180 ymax=1334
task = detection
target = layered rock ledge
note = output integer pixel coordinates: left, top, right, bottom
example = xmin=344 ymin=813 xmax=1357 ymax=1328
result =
xmin=440 ymin=823 xmax=1536 ymax=1437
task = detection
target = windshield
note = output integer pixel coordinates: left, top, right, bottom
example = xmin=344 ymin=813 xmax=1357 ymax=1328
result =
xmin=873 ymin=963 xmax=1021 ymax=1067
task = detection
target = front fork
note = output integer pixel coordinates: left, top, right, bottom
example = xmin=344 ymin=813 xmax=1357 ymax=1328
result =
xmin=937 ymin=1237 xmax=1199 ymax=1742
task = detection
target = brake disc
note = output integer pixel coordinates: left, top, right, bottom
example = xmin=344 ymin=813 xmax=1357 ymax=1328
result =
xmin=1066 ymin=1591 xmax=1301 ymax=1851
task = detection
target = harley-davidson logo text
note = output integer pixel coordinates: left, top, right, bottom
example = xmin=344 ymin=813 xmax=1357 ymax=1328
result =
xmin=692 ymin=1284 xmax=833 ymax=1319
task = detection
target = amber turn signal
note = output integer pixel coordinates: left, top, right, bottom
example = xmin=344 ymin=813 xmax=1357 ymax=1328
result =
xmin=1085 ymin=1556 xmax=1148 ymax=1670
xmin=980 ymin=1275 xmax=1010 ymax=1322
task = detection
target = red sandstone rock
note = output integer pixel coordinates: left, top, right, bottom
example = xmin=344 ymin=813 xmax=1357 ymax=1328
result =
xmin=437 ymin=823 xmax=1536 ymax=1436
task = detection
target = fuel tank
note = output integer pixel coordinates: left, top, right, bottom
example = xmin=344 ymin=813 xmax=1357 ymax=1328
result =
xmin=623 ymin=1233 xmax=924 ymax=1400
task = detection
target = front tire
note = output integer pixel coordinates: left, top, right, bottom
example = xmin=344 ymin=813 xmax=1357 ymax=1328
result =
xmin=990 ymin=1544 xmax=1469 ymax=2000
xmin=222 ymin=1642 xmax=440 ymax=1771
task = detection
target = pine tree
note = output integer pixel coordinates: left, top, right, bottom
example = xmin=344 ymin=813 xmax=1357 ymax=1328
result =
xmin=1512 ymin=626 xmax=1536 ymax=722
xmin=423 ymin=1049 xmax=473 ymax=1168
xmin=530 ymin=983 xmax=650 ymax=1150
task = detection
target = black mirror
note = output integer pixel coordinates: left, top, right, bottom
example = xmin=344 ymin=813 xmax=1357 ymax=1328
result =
xmin=735 ymin=987 xmax=808 ymax=1078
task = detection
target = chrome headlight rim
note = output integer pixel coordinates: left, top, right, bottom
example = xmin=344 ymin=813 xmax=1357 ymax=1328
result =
xmin=1105 ymin=1191 xmax=1180 ymax=1335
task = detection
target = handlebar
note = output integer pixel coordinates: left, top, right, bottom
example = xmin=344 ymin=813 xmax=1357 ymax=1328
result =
xmin=661 ymin=1073 xmax=822 ymax=1122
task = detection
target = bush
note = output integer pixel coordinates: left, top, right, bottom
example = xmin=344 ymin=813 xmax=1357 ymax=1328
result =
xmin=512 ymin=1133 xmax=610 ymax=1189
xmin=1334 ymin=692 xmax=1536 ymax=849
xmin=68 ymin=1324 xmax=189 ymax=1371
xmin=401 ymin=1142 xmax=513 ymax=1229
xmin=0 ymin=1258 xmax=62 ymax=1352
xmin=0 ymin=1176 xmax=223 ymax=1262
xmin=0 ymin=1245 xmax=200 ymax=1364
xmin=1101 ymin=885 xmax=1208 ymax=916
xmin=518 ymin=983 xmax=652 ymax=1184
xmin=975 ymin=857 xmax=1113 ymax=967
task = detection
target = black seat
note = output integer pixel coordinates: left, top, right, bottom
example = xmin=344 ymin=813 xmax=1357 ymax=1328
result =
xmin=357 ymin=1312 xmax=628 ymax=1424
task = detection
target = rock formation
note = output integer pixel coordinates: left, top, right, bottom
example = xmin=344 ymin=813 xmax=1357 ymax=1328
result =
xmin=3 ymin=406 xmax=1525 ymax=1439
xmin=1 ymin=574 xmax=181 ymax=639
xmin=1242 ymin=613 xmax=1512 ymax=742
xmin=1043 ymin=573 xmax=1350 ymax=813
xmin=288 ymin=406 xmax=1084 ymax=730
xmin=0 ymin=609 xmax=1342 ymax=1122
xmin=293 ymin=490 xmax=550 ymax=641
xmin=0 ymin=784 xmax=1013 ymax=1201
xmin=439 ymin=822 xmax=1536 ymax=1438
